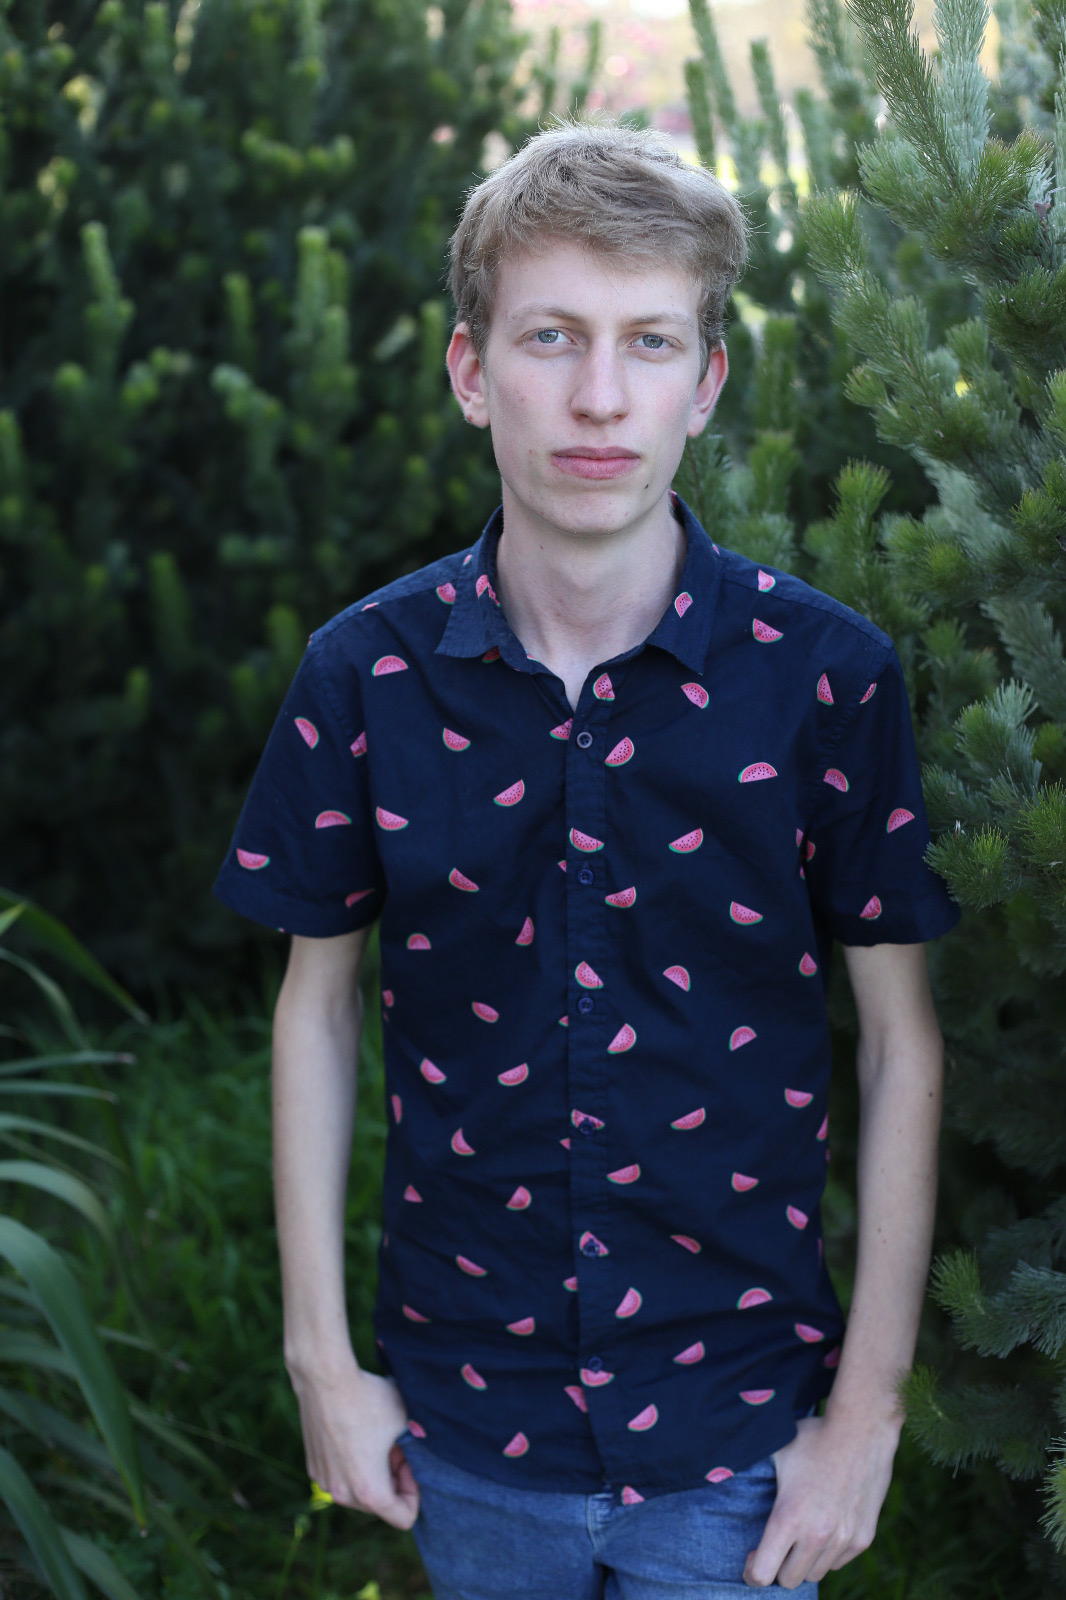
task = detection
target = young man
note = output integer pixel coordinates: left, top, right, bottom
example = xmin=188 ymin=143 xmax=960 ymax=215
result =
xmin=214 ymin=122 xmax=958 ymax=1596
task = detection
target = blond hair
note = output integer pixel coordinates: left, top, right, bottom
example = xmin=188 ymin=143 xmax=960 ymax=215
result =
xmin=448 ymin=121 xmax=749 ymax=376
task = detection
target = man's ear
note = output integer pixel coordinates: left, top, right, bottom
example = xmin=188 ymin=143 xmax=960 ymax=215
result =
xmin=687 ymin=343 xmax=729 ymax=439
xmin=446 ymin=322 xmax=490 ymax=429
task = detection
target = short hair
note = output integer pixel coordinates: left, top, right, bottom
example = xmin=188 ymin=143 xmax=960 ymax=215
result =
xmin=447 ymin=120 xmax=749 ymax=377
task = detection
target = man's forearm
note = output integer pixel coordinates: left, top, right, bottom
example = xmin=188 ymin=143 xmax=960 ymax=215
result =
xmin=273 ymin=959 xmax=363 ymax=1380
xmin=824 ymin=1016 xmax=943 ymax=1432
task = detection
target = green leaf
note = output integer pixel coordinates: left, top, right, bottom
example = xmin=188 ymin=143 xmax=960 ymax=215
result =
xmin=0 ymin=1442 xmax=89 ymax=1599
xmin=61 ymin=1529 xmax=146 ymax=1600
xmin=0 ymin=1217 xmax=146 ymax=1524
xmin=0 ymin=1111 xmax=122 ymax=1166
xmin=0 ymin=888 xmax=147 ymax=1024
xmin=0 ymin=1050 xmax=134 ymax=1080
xmin=0 ymin=1161 xmax=116 ymax=1250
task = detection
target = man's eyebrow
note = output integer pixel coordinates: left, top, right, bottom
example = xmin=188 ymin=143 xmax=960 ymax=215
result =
xmin=506 ymin=303 xmax=696 ymax=328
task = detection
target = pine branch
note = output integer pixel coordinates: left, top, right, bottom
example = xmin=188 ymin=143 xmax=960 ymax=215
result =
xmin=904 ymin=1363 xmax=1056 ymax=1478
xmin=934 ymin=0 xmax=993 ymax=173
xmin=688 ymin=0 xmax=737 ymax=134
xmin=984 ymin=596 xmax=1066 ymax=720
xmin=847 ymin=0 xmax=958 ymax=184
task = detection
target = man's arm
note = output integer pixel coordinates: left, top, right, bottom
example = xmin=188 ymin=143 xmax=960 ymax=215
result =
xmin=273 ymin=929 xmax=419 ymax=1528
xmin=744 ymin=941 xmax=943 ymax=1589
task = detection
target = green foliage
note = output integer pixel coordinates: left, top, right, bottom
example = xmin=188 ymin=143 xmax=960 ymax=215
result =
xmin=0 ymin=900 xmax=237 ymax=1596
xmin=0 ymin=0 xmax=586 ymax=995
xmin=789 ymin=0 xmax=1066 ymax=1583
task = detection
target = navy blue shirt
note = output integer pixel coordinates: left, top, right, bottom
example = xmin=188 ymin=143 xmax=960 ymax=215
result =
xmin=214 ymin=496 xmax=959 ymax=1502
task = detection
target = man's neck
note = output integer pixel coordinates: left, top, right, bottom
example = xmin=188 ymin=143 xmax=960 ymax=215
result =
xmin=493 ymin=491 xmax=686 ymax=710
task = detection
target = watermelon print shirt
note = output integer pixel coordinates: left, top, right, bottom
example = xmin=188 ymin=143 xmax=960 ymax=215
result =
xmin=214 ymin=495 xmax=959 ymax=1502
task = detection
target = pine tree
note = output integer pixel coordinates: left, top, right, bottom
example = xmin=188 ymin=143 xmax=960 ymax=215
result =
xmin=0 ymin=0 xmax=592 ymax=992
xmin=795 ymin=0 xmax=1066 ymax=1586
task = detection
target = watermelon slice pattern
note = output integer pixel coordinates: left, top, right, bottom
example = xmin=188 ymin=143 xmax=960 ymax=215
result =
xmin=219 ymin=551 xmax=941 ymax=1487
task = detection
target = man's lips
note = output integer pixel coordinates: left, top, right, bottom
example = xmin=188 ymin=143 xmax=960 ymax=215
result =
xmin=551 ymin=447 xmax=642 ymax=481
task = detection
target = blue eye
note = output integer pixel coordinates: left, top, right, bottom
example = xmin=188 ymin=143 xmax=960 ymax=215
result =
xmin=640 ymin=334 xmax=666 ymax=349
xmin=535 ymin=330 xmax=562 ymax=344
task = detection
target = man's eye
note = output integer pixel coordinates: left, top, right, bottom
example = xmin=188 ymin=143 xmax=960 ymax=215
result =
xmin=534 ymin=329 xmax=563 ymax=344
xmin=639 ymin=333 xmax=666 ymax=349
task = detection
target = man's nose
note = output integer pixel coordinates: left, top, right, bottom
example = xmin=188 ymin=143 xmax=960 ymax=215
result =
xmin=570 ymin=344 xmax=629 ymax=422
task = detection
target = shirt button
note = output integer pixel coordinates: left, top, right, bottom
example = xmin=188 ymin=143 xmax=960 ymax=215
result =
xmin=577 ymin=866 xmax=594 ymax=886
xmin=581 ymin=1237 xmax=602 ymax=1255
xmin=577 ymin=1117 xmax=596 ymax=1136
xmin=577 ymin=995 xmax=594 ymax=1015
xmin=576 ymin=730 xmax=594 ymax=750
xmin=586 ymin=1356 xmax=604 ymax=1372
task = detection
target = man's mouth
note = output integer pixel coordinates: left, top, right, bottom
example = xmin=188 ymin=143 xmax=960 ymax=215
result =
xmin=551 ymin=447 xmax=641 ymax=481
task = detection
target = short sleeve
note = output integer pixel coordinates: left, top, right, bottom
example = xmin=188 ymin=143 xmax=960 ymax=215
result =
xmin=212 ymin=635 xmax=384 ymax=937
xmin=802 ymin=644 xmax=960 ymax=947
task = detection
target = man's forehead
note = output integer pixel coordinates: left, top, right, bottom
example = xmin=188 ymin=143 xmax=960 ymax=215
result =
xmin=492 ymin=241 xmax=702 ymax=325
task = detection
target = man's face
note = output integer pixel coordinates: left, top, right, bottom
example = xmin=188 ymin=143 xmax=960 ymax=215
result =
xmin=447 ymin=239 xmax=728 ymax=543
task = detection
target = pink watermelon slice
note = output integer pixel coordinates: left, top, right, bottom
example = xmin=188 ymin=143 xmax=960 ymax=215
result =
xmin=784 ymin=1088 xmax=813 ymax=1108
xmin=757 ymin=570 xmax=775 ymax=591
xmin=565 ymin=1385 xmax=588 ymax=1412
xmin=448 ymin=867 xmax=479 ymax=891
xmin=237 ymin=849 xmax=269 ymax=870
xmin=674 ymin=1341 xmax=705 ymax=1365
xmin=497 ymin=1063 xmax=529 ymax=1086
xmin=407 ymin=1419 xmax=427 ymax=1436
xmin=402 ymin=1304 xmax=430 ymax=1322
xmin=593 ymin=673 xmax=615 ymax=700
xmin=786 ymin=1205 xmax=809 ymax=1229
xmin=403 ymin=1184 xmax=422 ymax=1202
xmin=739 ymin=762 xmax=777 ymax=783
xmin=621 ymin=1485 xmax=645 ymax=1502
xmin=390 ymin=1093 xmax=402 ymax=1122
xmin=472 ymin=1001 xmax=499 ymax=1022
xmin=406 ymin=933 xmax=431 ymax=950
xmin=316 ymin=810 xmax=351 ymax=828
xmin=451 ymin=1128 xmax=475 ymax=1155
xmin=731 ymin=1172 xmax=758 ymax=1192
xmin=681 ymin=682 xmax=709 ymax=709
xmin=824 ymin=1346 xmax=841 ymax=1368
xmin=442 ymin=727 xmax=470 ymax=751
xmin=607 ymin=1164 xmax=641 ymax=1184
xmin=627 ymin=1404 xmax=658 ymax=1432
xmin=664 ymin=965 xmax=691 ymax=990
xmin=671 ymin=1234 xmax=701 ymax=1253
xmin=816 ymin=673 xmax=834 ymax=705
xmin=502 ymin=1432 xmax=529 ymax=1457
xmin=669 ymin=829 xmax=703 ymax=853
xmin=345 ymin=889 xmax=372 ymax=907
xmin=482 ymin=646 xmax=500 ymax=663
xmin=515 ymin=917 xmax=534 ymax=945
xmin=615 ymin=1287 xmax=643 ymax=1319
xmin=436 ymin=582 xmax=456 ymax=604
xmin=886 ymin=807 xmax=915 ymax=832
xmin=372 ymin=655 xmax=407 ymax=676
xmin=550 ymin=718 xmax=572 ymax=740
xmin=420 ymin=1059 xmax=446 ymax=1083
xmin=740 ymin=1389 xmax=775 ymax=1405
xmin=507 ymin=1317 xmax=535 ymax=1336
xmin=563 ymin=1276 xmax=578 ymax=1291
xmin=737 ymin=1288 xmax=771 ymax=1309
xmin=350 ymin=730 xmax=367 ymax=756
xmin=860 ymin=895 xmax=882 ymax=920
xmin=752 ymin=618 xmax=783 ymax=643
xmin=816 ymin=1114 xmax=829 ymax=1141
xmin=798 ymin=952 xmax=818 ymax=976
xmin=575 ymin=961 xmax=603 ymax=989
xmin=607 ymin=1023 xmax=637 ymax=1053
xmin=581 ymin=1365 xmax=614 ymax=1386
xmin=506 ymin=1185 xmax=532 ymax=1209
xmin=729 ymin=1026 xmax=756 ymax=1050
xmin=671 ymin=1107 xmax=705 ymax=1130
xmin=570 ymin=828 xmax=604 ymax=852
xmin=494 ymin=780 xmax=525 ymax=806
xmin=605 ymin=737 xmax=634 ymax=766
xmin=605 ymin=886 xmax=636 ymax=908
xmin=729 ymin=902 xmax=763 ymax=925
xmin=795 ymin=1323 xmax=825 ymax=1343
xmin=461 ymin=1362 xmax=487 ymax=1388
xmin=375 ymin=807 xmax=408 ymax=830
xmin=824 ymin=767 xmax=849 ymax=792
xmin=295 ymin=717 xmax=319 ymax=747
xmin=706 ymin=1466 xmax=735 ymax=1483
xmin=674 ymin=591 xmax=693 ymax=617
xmin=456 ymin=1254 xmax=487 ymax=1276
xmin=860 ymin=681 xmax=878 ymax=703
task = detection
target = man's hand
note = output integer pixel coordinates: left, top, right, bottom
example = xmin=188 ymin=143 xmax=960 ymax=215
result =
xmin=742 ymin=1412 xmax=899 ymax=1589
xmin=290 ymin=1357 xmax=420 ymax=1529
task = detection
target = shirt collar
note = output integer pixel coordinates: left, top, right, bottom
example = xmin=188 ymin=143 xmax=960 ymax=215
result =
xmin=436 ymin=494 xmax=720 ymax=677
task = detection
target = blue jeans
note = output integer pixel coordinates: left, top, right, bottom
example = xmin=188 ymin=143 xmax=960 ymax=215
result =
xmin=399 ymin=1431 xmax=817 ymax=1600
